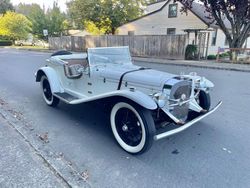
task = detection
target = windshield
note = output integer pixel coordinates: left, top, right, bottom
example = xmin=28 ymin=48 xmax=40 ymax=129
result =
xmin=88 ymin=46 xmax=132 ymax=65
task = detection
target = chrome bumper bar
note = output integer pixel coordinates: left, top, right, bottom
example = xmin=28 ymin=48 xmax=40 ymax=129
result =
xmin=154 ymin=101 xmax=222 ymax=141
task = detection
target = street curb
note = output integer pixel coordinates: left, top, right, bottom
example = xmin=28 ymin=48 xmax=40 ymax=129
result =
xmin=133 ymin=57 xmax=250 ymax=73
xmin=18 ymin=48 xmax=54 ymax=53
xmin=0 ymin=100 xmax=91 ymax=188
xmin=1 ymin=46 xmax=54 ymax=53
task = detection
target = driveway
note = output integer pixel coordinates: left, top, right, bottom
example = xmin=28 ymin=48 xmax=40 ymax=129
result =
xmin=0 ymin=48 xmax=249 ymax=188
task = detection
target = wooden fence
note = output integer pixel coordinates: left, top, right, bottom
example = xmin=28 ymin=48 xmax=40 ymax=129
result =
xmin=49 ymin=35 xmax=188 ymax=59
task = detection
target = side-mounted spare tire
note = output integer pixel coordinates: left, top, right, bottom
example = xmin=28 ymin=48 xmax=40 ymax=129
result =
xmin=51 ymin=50 xmax=72 ymax=57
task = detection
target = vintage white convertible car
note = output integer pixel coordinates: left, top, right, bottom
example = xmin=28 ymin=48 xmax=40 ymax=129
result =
xmin=36 ymin=46 xmax=222 ymax=154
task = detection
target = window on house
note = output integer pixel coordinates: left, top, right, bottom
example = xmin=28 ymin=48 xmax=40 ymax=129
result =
xmin=128 ymin=31 xmax=135 ymax=36
xmin=211 ymin=29 xmax=217 ymax=46
xmin=167 ymin=28 xmax=176 ymax=35
xmin=225 ymin=38 xmax=229 ymax=46
xmin=168 ymin=4 xmax=178 ymax=18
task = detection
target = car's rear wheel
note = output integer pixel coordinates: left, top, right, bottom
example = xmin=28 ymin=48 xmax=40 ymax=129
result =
xmin=40 ymin=75 xmax=59 ymax=107
xmin=188 ymin=90 xmax=210 ymax=119
xmin=110 ymin=101 xmax=155 ymax=154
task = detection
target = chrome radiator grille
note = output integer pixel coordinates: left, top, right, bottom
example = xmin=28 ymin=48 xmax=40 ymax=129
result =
xmin=169 ymin=80 xmax=192 ymax=121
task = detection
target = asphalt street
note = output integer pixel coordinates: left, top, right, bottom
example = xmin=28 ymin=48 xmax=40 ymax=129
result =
xmin=0 ymin=48 xmax=250 ymax=188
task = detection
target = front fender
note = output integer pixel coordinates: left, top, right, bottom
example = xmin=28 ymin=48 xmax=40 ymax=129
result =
xmin=69 ymin=89 xmax=158 ymax=110
xmin=183 ymin=73 xmax=214 ymax=89
xmin=36 ymin=67 xmax=63 ymax=93
xmin=115 ymin=90 xmax=158 ymax=110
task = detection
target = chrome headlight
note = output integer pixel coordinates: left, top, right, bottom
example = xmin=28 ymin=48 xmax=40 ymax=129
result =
xmin=153 ymin=92 xmax=167 ymax=108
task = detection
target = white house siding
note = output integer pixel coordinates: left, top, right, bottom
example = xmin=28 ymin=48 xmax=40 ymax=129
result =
xmin=207 ymin=29 xmax=250 ymax=55
xmin=117 ymin=1 xmax=208 ymax=35
xmin=118 ymin=0 xmax=250 ymax=56
xmin=244 ymin=37 xmax=250 ymax=48
xmin=207 ymin=29 xmax=229 ymax=55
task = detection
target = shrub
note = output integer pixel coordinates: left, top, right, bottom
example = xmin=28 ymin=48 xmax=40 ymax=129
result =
xmin=219 ymin=52 xmax=230 ymax=58
xmin=185 ymin=44 xmax=197 ymax=60
xmin=207 ymin=54 xmax=217 ymax=60
xmin=0 ymin=40 xmax=12 ymax=46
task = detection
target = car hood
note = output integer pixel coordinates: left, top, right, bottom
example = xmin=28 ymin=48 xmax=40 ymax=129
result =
xmin=100 ymin=64 xmax=176 ymax=90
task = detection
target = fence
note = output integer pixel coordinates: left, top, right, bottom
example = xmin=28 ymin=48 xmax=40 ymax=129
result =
xmin=49 ymin=35 xmax=188 ymax=59
xmin=216 ymin=47 xmax=250 ymax=64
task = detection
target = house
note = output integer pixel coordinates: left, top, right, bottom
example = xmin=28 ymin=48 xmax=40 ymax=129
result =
xmin=117 ymin=0 xmax=250 ymax=56
xmin=68 ymin=30 xmax=91 ymax=36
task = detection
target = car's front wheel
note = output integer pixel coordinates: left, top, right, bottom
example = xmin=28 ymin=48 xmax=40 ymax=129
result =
xmin=188 ymin=90 xmax=211 ymax=119
xmin=40 ymin=75 xmax=59 ymax=107
xmin=110 ymin=101 xmax=155 ymax=154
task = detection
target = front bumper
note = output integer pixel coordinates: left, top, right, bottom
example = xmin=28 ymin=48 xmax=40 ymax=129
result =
xmin=154 ymin=101 xmax=222 ymax=140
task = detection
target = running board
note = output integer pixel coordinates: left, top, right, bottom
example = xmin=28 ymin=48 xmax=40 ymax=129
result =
xmin=53 ymin=92 xmax=79 ymax=103
xmin=154 ymin=101 xmax=222 ymax=141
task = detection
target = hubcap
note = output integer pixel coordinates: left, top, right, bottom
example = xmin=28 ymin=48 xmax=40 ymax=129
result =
xmin=115 ymin=108 xmax=142 ymax=146
xmin=122 ymin=124 xmax=128 ymax=132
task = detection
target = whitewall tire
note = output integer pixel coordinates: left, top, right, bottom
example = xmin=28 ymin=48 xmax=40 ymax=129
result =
xmin=110 ymin=101 xmax=155 ymax=154
xmin=40 ymin=75 xmax=59 ymax=107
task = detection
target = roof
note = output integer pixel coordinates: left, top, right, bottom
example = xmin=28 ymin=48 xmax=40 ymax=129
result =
xmin=68 ymin=30 xmax=91 ymax=36
xmin=188 ymin=2 xmax=230 ymax=28
xmin=147 ymin=0 xmax=166 ymax=6
xmin=122 ymin=0 xmax=230 ymax=29
xmin=145 ymin=0 xmax=168 ymax=13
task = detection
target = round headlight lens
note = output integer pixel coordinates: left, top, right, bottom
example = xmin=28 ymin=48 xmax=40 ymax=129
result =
xmin=154 ymin=92 xmax=166 ymax=108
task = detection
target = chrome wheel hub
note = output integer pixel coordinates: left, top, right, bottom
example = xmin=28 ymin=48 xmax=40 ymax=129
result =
xmin=122 ymin=124 xmax=128 ymax=132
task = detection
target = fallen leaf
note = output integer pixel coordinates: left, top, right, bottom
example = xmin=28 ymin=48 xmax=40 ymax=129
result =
xmin=38 ymin=132 xmax=49 ymax=143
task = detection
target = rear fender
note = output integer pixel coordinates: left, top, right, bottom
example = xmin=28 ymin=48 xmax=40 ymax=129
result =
xmin=35 ymin=67 xmax=63 ymax=93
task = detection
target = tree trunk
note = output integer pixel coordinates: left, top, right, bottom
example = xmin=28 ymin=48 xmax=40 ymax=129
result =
xmin=228 ymin=39 xmax=242 ymax=62
xmin=111 ymin=28 xmax=115 ymax=35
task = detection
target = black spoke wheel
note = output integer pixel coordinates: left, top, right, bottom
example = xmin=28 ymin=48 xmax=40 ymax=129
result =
xmin=40 ymin=75 xmax=59 ymax=107
xmin=110 ymin=101 xmax=155 ymax=154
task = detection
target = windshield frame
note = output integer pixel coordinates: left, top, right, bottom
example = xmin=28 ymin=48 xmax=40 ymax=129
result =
xmin=87 ymin=46 xmax=132 ymax=66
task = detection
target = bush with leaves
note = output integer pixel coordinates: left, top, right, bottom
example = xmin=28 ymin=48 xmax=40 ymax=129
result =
xmin=0 ymin=11 xmax=32 ymax=40
xmin=185 ymin=44 xmax=197 ymax=60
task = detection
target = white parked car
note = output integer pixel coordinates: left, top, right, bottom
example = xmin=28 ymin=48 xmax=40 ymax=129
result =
xmin=35 ymin=46 xmax=222 ymax=154
xmin=15 ymin=39 xmax=36 ymax=46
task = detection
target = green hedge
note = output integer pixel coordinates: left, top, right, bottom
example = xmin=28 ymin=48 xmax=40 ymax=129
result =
xmin=0 ymin=40 xmax=13 ymax=46
xmin=219 ymin=52 xmax=230 ymax=58
xmin=185 ymin=44 xmax=197 ymax=60
xmin=207 ymin=54 xmax=217 ymax=60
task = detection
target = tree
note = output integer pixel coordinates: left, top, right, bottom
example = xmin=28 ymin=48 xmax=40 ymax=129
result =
xmin=46 ymin=2 xmax=66 ymax=37
xmin=0 ymin=11 xmax=32 ymax=40
xmin=84 ymin=19 xmax=112 ymax=35
xmin=67 ymin=0 xmax=146 ymax=34
xmin=0 ymin=0 xmax=14 ymax=15
xmin=145 ymin=0 xmax=159 ymax=4
xmin=15 ymin=3 xmax=47 ymax=39
xmin=178 ymin=0 xmax=250 ymax=50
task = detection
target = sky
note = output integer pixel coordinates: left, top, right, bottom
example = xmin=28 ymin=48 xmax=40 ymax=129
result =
xmin=10 ymin=0 xmax=69 ymax=12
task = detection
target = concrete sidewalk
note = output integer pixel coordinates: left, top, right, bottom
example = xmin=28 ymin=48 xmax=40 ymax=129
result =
xmin=0 ymin=116 xmax=66 ymax=188
xmin=133 ymin=57 xmax=250 ymax=72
